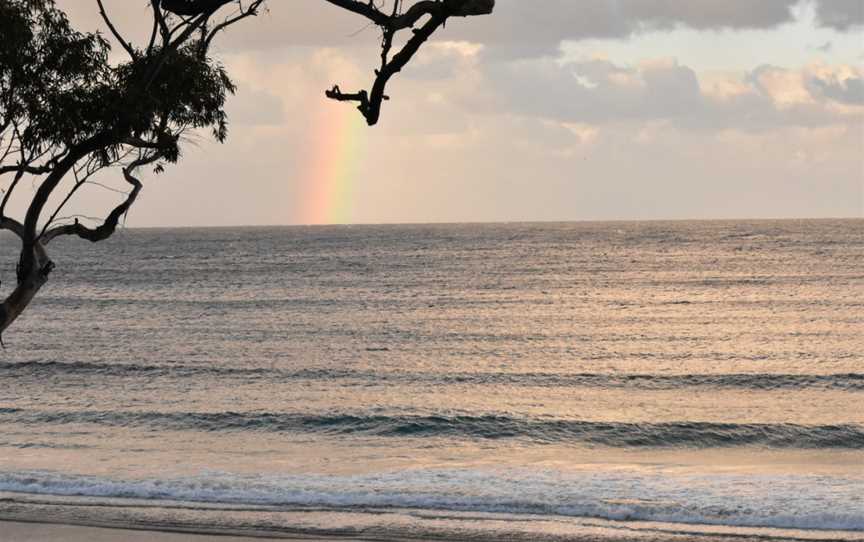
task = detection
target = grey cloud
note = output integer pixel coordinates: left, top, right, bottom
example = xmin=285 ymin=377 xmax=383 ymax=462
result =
xmin=621 ymin=0 xmax=800 ymax=29
xmin=483 ymin=58 xmax=707 ymax=124
xmin=401 ymin=48 xmax=473 ymax=81
xmin=222 ymin=0 xmax=804 ymax=54
xmin=481 ymin=58 xmax=858 ymax=130
xmin=641 ymin=62 xmax=704 ymax=117
xmin=813 ymin=0 xmax=864 ymax=30
xmin=808 ymin=75 xmax=864 ymax=105
xmin=443 ymin=0 xmax=799 ymax=58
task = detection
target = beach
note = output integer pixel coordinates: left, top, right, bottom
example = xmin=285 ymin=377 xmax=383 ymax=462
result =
xmin=0 ymin=521 xmax=364 ymax=541
xmin=1 ymin=521 xmax=291 ymax=542
xmin=7 ymin=519 xmax=863 ymax=542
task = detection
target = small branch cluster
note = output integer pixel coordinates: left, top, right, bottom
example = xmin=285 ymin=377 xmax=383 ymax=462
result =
xmin=323 ymin=0 xmax=494 ymax=125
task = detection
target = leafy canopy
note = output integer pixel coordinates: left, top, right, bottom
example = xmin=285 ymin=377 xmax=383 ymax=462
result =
xmin=0 ymin=0 xmax=236 ymax=168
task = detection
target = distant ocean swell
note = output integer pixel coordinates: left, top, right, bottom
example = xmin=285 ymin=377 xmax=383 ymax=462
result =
xmin=3 ymin=361 xmax=864 ymax=391
xmin=1 ymin=469 xmax=862 ymax=532
xmin=2 ymin=408 xmax=862 ymax=449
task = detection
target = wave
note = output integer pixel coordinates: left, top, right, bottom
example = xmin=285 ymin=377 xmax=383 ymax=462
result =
xmin=0 ymin=361 xmax=272 ymax=378
xmin=3 ymin=361 xmax=863 ymax=392
xmin=2 ymin=408 xmax=862 ymax=449
xmin=1 ymin=468 xmax=862 ymax=532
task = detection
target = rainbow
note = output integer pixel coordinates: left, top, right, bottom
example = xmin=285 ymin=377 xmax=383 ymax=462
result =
xmin=296 ymin=101 xmax=367 ymax=225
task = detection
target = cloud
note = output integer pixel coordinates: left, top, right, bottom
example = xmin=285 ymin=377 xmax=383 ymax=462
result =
xmin=813 ymin=0 xmax=864 ymax=30
xmin=442 ymin=0 xmax=800 ymax=58
xmin=750 ymin=63 xmax=864 ymax=111
xmin=400 ymin=41 xmax=485 ymax=81
xmin=476 ymin=55 xmax=863 ymax=130
xmin=479 ymin=57 xmax=702 ymax=123
xmin=806 ymin=72 xmax=864 ymax=106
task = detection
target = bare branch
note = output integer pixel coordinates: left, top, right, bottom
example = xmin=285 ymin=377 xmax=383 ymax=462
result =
xmin=322 ymin=0 xmax=390 ymax=26
xmin=38 ymin=163 xmax=94 ymax=240
xmin=0 ymin=217 xmax=24 ymax=239
xmin=151 ymin=1 xmax=172 ymax=49
xmin=96 ymin=0 xmax=137 ymax=59
xmin=160 ymin=0 xmax=234 ymax=17
xmin=41 ymin=155 xmax=156 ymax=244
xmin=1 ymin=171 xmax=24 ymax=219
xmin=202 ymin=0 xmax=267 ymax=55
xmin=323 ymin=0 xmax=493 ymax=31
xmin=0 ymin=164 xmax=53 ymax=176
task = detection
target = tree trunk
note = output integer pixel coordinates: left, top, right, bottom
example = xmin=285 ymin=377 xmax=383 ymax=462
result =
xmin=0 ymin=243 xmax=52 ymax=338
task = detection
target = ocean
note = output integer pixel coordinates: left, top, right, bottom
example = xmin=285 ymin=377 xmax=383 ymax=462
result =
xmin=0 ymin=220 xmax=861 ymax=541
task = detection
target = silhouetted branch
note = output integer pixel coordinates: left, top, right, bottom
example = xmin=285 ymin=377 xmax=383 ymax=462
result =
xmin=322 ymin=0 xmax=390 ymax=26
xmin=0 ymin=164 xmax=51 ymax=176
xmin=0 ymin=217 xmax=24 ymax=239
xmin=42 ymin=155 xmax=155 ymax=244
xmin=96 ymin=0 xmax=137 ymax=59
xmin=202 ymin=0 xmax=267 ymax=55
xmin=160 ymin=0 xmax=234 ymax=17
xmin=323 ymin=0 xmax=494 ymax=125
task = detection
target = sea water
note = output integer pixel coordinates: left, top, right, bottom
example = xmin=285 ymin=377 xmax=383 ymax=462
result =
xmin=0 ymin=220 xmax=861 ymax=540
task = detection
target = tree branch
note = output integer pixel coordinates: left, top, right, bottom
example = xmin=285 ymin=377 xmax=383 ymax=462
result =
xmin=202 ymin=0 xmax=266 ymax=56
xmin=323 ymin=0 xmax=493 ymax=30
xmin=0 ymin=217 xmax=24 ymax=239
xmin=324 ymin=0 xmax=494 ymax=125
xmin=321 ymin=0 xmax=390 ymax=26
xmin=160 ymin=0 xmax=234 ymax=17
xmin=41 ymin=157 xmax=153 ymax=244
xmin=0 ymin=164 xmax=52 ymax=176
xmin=96 ymin=0 xmax=137 ymax=60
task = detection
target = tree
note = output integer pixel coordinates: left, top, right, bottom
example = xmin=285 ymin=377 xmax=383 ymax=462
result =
xmin=0 ymin=0 xmax=494 ymax=341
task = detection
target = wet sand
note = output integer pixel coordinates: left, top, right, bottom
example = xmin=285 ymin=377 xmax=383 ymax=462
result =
xmin=0 ymin=522 xmax=361 ymax=541
xmin=12 ymin=520 xmax=862 ymax=542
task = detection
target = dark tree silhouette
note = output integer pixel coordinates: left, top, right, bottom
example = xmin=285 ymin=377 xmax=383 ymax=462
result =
xmin=0 ymin=0 xmax=494 ymax=340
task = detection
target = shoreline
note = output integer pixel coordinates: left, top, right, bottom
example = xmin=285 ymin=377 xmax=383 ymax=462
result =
xmin=0 ymin=521 xmax=371 ymax=541
xmin=3 ymin=490 xmax=864 ymax=542
xmin=4 ymin=514 xmax=863 ymax=542
xmin=6 ymin=520 xmax=864 ymax=542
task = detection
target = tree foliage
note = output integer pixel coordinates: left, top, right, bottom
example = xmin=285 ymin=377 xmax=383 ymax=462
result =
xmin=1 ymin=1 xmax=109 ymax=157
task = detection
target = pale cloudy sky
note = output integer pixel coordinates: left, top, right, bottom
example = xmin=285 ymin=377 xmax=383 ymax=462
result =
xmin=54 ymin=1 xmax=864 ymax=226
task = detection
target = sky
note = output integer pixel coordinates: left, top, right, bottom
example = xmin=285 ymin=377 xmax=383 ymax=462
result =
xmin=50 ymin=1 xmax=864 ymax=226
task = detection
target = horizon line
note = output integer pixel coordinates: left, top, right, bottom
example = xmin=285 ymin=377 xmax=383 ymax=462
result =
xmin=121 ymin=215 xmax=863 ymax=230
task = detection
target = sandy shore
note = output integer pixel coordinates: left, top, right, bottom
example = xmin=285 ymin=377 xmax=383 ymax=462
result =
xmin=0 ymin=521 xmax=366 ymax=542
xmin=0 ymin=520 xmax=864 ymax=542
xmin=8 ymin=521 xmax=852 ymax=542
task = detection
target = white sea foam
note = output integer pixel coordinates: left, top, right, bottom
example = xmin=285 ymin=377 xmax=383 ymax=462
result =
xmin=1 ymin=467 xmax=862 ymax=532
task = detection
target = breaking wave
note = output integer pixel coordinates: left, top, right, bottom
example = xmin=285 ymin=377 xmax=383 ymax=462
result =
xmin=1 ymin=468 xmax=862 ymax=532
